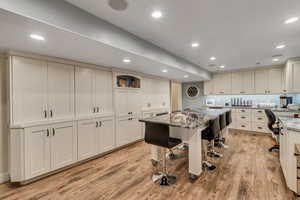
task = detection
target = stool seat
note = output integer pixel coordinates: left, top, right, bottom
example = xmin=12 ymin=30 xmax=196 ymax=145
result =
xmin=168 ymin=137 xmax=182 ymax=148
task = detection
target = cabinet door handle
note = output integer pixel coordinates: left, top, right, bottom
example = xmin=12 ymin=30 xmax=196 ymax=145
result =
xmin=96 ymin=121 xmax=99 ymax=127
xmin=46 ymin=129 xmax=50 ymax=137
xmin=97 ymin=107 xmax=100 ymax=113
xmin=258 ymin=127 xmax=263 ymax=129
xmin=44 ymin=110 xmax=47 ymax=118
xmin=241 ymin=125 xmax=245 ymax=128
xmin=99 ymin=121 xmax=102 ymax=127
xmin=52 ymin=128 xmax=56 ymax=136
xmin=50 ymin=110 xmax=53 ymax=118
xmin=93 ymin=107 xmax=96 ymax=113
xmin=241 ymin=116 xmax=246 ymax=119
xmin=128 ymin=112 xmax=132 ymax=114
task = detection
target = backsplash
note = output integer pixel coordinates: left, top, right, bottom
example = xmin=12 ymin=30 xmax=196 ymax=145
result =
xmin=182 ymin=82 xmax=300 ymax=109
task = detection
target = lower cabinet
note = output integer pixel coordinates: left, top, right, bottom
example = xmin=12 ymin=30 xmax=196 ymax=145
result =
xmin=10 ymin=121 xmax=77 ymax=182
xmin=77 ymin=117 xmax=115 ymax=161
xmin=116 ymin=115 xmax=142 ymax=147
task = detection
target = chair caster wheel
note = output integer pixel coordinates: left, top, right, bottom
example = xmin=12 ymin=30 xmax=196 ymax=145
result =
xmin=151 ymin=159 xmax=158 ymax=166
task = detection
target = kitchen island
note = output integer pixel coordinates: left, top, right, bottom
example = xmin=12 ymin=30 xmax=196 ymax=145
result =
xmin=139 ymin=108 xmax=230 ymax=180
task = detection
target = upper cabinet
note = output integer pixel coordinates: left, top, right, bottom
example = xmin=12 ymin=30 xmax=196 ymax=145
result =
xmin=255 ymin=68 xmax=283 ymax=94
xmin=75 ymin=67 xmax=113 ymax=118
xmin=213 ymin=73 xmax=231 ymax=94
xmin=203 ymin=80 xmax=214 ymax=95
xmin=284 ymin=60 xmax=300 ymax=93
xmin=231 ymin=71 xmax=255 ymax=94
xmin=10 ymin=56 xmax=75 ymax=126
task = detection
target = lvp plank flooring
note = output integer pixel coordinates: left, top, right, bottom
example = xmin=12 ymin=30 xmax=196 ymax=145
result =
xmin=0 ymin=130 xmax=296 ymax=200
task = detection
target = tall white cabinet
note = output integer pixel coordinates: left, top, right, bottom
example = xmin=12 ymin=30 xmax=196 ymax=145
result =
xmin=75 ymin=67 xmax=113 ymax=118
xmin=10 ymin=56 xmax=75 ymax=126
xmin=284 ymin=60 xmax=300 ymax=93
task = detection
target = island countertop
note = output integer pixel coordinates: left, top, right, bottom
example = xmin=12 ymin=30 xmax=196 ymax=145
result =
xmin=139 ymin=108 xmax=230 ymax=129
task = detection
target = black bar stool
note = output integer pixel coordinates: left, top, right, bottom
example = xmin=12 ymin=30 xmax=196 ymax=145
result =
xmin=265 ymin=109 xmax=280 ymax=152
xmin=202 ymin=116 xmax=221 ymax=170
xmin=145 ymin=122 xmax=182 ymax=186
xmin=215 ymin=113 xmax=228 ymax=149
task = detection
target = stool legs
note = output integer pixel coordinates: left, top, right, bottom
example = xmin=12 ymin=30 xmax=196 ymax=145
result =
xmin=202 ymin=140 xmax=216 ymax=171
xmin=208 ymin=140 xmax=223 ymax=158
xmin=152 ymin=148 xmax=176 ymax=186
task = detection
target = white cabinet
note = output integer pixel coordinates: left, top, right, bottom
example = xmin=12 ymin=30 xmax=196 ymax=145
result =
xmin=116 ymin=116 xmax=142 ymax=147
xmin=284 ymin=60 xmax=300 ymax=93
xmin=231 ymin=71 xmax=255 ymax=94
xmin=10 ymin=57 xmax=75 ymax=126
xmin=11 ymin=57 xmax=48 ymax=125
xmin=25 ymin=126 xmax=51 ymax=179
xmin=50 ymin=123 xmax=77 ymax=170
xmin=47 ymin=62 xmax=75 ymax=121
xmin=213 ymin=73 xmax=231 ymax=94
xmin=115 ymin=90 xmax=142 ymax=117
xmin=77 ymin=119 xmax=97 ymax=161
xmin=22 ymin=122 xmax=76 ymax=180
xmin=255 ymin=68 xmax=283 ymax=94
xmin=204 ymin=80 xmax=214 ymax=95
xmin=76 ymin=67 xmax=113 ymax=118
xmin=77 ymin=117 xmax=115 ymax=160
xmin=97 ymin=117 xmax=115 ymax=153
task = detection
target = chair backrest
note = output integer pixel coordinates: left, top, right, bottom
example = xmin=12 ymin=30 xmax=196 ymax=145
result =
xmin=144 ymin=122 xmax=170 ymax=148
xmin=210 ymin=116 xmax=221 ymax=138
xmin=219 ymin=113 xmax=226 ymax=130
xmin=265 ymin=109 xmax=276 ymax=131
xmin=226 ymin=111 xmax=232 ymax=126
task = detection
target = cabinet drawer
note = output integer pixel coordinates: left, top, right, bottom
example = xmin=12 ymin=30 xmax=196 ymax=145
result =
xmin=237 ymin=114 xmax=251 ymax=122
xmin=237 ymin=109 xmax=251 ymax=114
xmin=253 ymin=115 xmax=267 ymax=123
xmin=252 ymin=122 xmax=269 ymax=133
xmin=253 ymin=109 xmax=265 ymax=116
xmin=236 ymin=122 xmax=251 ymax=131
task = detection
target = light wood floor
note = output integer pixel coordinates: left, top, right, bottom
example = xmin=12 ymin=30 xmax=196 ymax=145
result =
xmin=0 ymin=130 xmax=296 ymax=200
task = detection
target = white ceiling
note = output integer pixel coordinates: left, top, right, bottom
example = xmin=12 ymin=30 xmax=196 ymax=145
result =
xmin=66 ymin=0 xmax=300 ymax=71
xmin=0 ymin=9 xmax=204 ymax=82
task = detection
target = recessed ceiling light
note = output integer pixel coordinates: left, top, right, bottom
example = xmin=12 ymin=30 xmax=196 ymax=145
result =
xmin=191 ymin=43 xmax=199 ymax=48
xmin=184 ymin=75 xmax=189 ymax=78
xmin=123 ymin=58 xmax=131 ymax=63
xmin=30 ymin=34 xmax=45 ymax=41
xmin=285 ymin=17 xmax=299 ymax=24
xmin=210 ymin=57 xmax=216 ymax=61
xmin=273 ymin=58 xmax=279 ymax=62
xmin=219 ymin=65 xmax=225 ymax=69
xmin=162 ymin=69 xmax=168 ymax=73
xmin=152 ymin=11 xmax=162 ymax=19
xmin=276 ymin=44 xmax=286 ymax=49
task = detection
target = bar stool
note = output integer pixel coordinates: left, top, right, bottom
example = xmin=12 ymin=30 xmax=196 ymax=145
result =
xmin=145 ymin=122 xmax=182 ymax=186
xmin=202 ymin=116 xmax=222 ymax=170
xmin=215 ymin=113 xmax=229 ymax=149
xmin=225 ymin=110 xmax=232 ymax=135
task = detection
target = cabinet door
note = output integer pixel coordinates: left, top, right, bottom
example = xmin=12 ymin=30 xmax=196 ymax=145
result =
xmin=77 ymin=119 xmax=97 ymax=161
xmin=213 ymin=74 xmax=222 ymax=94
xmin=12 ymin=56 xmax=47 ymax=125
xmin=255 ymin=70 xmax=269 ymax=94
xmin=115 ymin=90 xmax=128 ymax=117
xmin=51 ymin=122 xmax=76 ymax=170
xmin=98 ymin=118 xmax=115 ymax=153
xmin=116 ymin=117 xmax=130 ymax=147
xmin=222 ymin=73 xmax=232 ymax=94
xmin=127 ymin=91 xmax=142 ymax=116
xmin=231 ymin=72 xmax=243 ymax=94
xmin=48 ymin=62 xmax=75 ymax=121
xmin=25 ymin=126 xmax=51 ymax=179
xmin=130 ymin=117 xmax=142 ymax=142
xmin=268 ymin=68 xmax=283 ymax=94
xmin=94 ymin=70 xmax=113 ymax=114
xmin=204 ymin=80 xmax=214 ymax=95
xmin=76 ymin=67 xmax=95 ymax=118
xmin=242 ymin=71 xmax=255 ymax=94
xmin=292 ymin=62 xmax=300 ymax=93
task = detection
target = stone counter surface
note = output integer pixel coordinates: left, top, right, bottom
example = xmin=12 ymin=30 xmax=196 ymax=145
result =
xmin=278 ymin=116 xmax=300 ymax=132
xmin=139 ymin=108 xmax=230 ymax=129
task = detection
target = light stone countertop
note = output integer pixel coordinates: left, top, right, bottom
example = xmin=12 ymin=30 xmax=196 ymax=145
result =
xmin=278 ymin=116 xmax=300 ymax=132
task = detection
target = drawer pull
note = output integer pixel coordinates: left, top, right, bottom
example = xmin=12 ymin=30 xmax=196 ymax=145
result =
xmin=241 ymin=117 xmax=246 ymax=119
xmin=241 ymin=110 xmax=245 ymax=112
xmin=297 ymin=177 xmax=300 ymax=180
xmin=295 ymin=153 xmax=300 ymax=156
xmin=257 ymin=127 xmax=263 ymax=129
xmin=258 ymin=118 xmax=263 ymax=120
xmin=257 ymin=111 xmax=262 ymax=113
xmin=241 ymin=125 xmax=245 ymax=128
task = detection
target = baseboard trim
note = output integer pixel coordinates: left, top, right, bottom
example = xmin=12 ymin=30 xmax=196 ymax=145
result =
xmin=0 ymin=172 xmax=9 ymax=184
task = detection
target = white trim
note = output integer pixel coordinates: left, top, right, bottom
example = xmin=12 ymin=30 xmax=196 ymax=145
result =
xmin=0 ymin=172 xmax=9 ymax=183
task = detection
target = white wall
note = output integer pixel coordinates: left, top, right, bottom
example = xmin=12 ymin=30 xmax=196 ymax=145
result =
xmin=0 ymin=55 xmax=8 ymax=183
